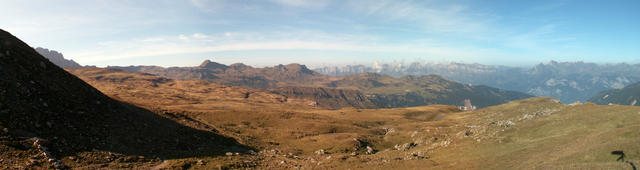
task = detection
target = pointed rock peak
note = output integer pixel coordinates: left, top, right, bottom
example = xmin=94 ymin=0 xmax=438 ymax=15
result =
xmin=34 ymin=47 xmax=82 ymax=68
xmin=199 ymin=59 xmax=228 ymax=69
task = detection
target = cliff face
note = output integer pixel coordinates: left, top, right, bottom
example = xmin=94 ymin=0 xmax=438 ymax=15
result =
xmin=34 ymin=47 xmax=82 ymax=68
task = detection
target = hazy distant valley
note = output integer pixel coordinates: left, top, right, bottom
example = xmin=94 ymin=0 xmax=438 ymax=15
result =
xmin=315 ymin=61 xmax=640 ymax=103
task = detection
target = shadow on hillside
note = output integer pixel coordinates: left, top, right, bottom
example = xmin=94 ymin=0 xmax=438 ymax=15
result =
xmin=7 ymin=100 xmax=253 ymax=160
xmin=612 ymin=150 xmax=637 ymax=170
xmin=0 ymin=28 xmax=252 ymax=161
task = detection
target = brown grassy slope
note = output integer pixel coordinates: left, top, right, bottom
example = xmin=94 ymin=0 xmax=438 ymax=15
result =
xmin=63 ymin=67 xmax=467 ymax=168
xmin=0 ymin=29 xmax=247 ymax=169
xmin=425 ymin=98 xmax=640 ymax=169
xmin=65 ymin=65 xmax=640 ymax=169
xmin=268 ymin=86 xmax=378 ymax=109
xmin=66 ymin=67 xmax=316 ymax=109
xmin=112 ymin=63 xmax=533 ymax=108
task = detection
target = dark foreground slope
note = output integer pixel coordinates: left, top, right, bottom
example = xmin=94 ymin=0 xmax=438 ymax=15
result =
xmin=0 ymin=29 xmax=246 ymax=169
xmin=589 ymin=81 xmax=640 ymax=106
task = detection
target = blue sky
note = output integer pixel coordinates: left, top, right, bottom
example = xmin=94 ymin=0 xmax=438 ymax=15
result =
xmin=1 ymin=0 xmax=639 ymax=68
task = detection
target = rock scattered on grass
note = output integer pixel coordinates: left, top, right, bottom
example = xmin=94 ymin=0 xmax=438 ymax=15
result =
xmin=366 ymin=146 xmax=375 ymax=155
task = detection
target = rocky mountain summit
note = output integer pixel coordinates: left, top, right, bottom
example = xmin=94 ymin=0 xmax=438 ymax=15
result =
xmin=34 ymin=47 xmax=82 ymax=68
xmin=111 ymin=61 xmax=324 ymax=89
xmin=199 ymin=59 xmax=229 ymax=69
xmin=0 ymin=29 xmax=245 ymax=169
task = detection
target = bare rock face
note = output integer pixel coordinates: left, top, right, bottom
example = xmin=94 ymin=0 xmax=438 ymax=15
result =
xmin=34 ymin=47 xmax=82 ymax=68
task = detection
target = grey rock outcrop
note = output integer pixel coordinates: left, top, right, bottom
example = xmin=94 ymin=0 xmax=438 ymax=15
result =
xmin=34 ymin=47 xmax=82 ymax=68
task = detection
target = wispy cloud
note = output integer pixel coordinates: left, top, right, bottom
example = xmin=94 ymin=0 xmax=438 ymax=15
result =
xmin=4 ymin=0 xmax=632 ymax=66
xmin=269 ymin=0 xmax=331 ymax=8
xmin=347 ymin=0 xmax=494 ymax=34
xmin=71 ymin=30 xmax=502 ymax=65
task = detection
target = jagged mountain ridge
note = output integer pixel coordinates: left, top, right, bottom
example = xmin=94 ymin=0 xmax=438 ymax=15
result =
xmin=0 ymin=29 xmax=244 ymax=169
xmin=314 ymin=61 xmax=640 ymax=103
xmin=34 ymin=47 xmax=82 ymax=68
xmin=112 ymin=62 xmax=326 ymax=89
xmin=110 ymin=61 xmax=532 ymax=108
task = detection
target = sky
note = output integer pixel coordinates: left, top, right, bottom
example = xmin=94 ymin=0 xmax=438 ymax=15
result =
xmin=1 ymin=0 xmax=639 ymax=68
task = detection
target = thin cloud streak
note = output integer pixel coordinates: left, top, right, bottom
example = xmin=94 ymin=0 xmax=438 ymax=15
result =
xmin=71 ymin=32 xmax=501 ymax=64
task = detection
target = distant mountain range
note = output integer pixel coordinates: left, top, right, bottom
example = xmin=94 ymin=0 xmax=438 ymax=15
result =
xmin=110 ymin=60 xmax=532 ymax=109
xmin=34 ymin=47 xmax=82 ymax=68
xmin=314 ymin=61 xmax=640 ymax=103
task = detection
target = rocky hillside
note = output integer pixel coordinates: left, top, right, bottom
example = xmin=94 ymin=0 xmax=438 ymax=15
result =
xmin=330 ymin=73 xmax=533 ymax=108
xmin=0 ymin=29 xmax=245 ymax=169
xmin=111 ymin=61 xmax=532 ymax=109
xmin=34 ymin=47 xmax=82 ymax=68
xmin=588 ymin=81 xmax=640 ymax=106
xmin=315 ymin=61 xmax=640 ymax=103
xmin=269 ymin=87 xmax=378 ymax=109
xmin=111 ymin=61 xmax=327 ymax=89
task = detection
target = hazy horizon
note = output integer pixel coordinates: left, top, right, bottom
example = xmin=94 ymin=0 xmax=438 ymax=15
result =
xmin=2 ymin=0 xmax=639 ymax=67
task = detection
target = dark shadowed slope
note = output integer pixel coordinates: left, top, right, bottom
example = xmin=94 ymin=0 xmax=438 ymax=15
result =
xmin=589 ymin=82 xmax=640 ymax=106
xmin=0 ymin=29 xmax=247 ymax=169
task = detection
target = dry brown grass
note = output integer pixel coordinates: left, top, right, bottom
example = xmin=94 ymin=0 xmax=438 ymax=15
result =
xmin=66 ymin=68 xmax=640 ymax=169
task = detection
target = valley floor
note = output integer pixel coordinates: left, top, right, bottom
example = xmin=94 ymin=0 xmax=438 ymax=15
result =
xmin=60 ymin=68 xmax=640 ymax=169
